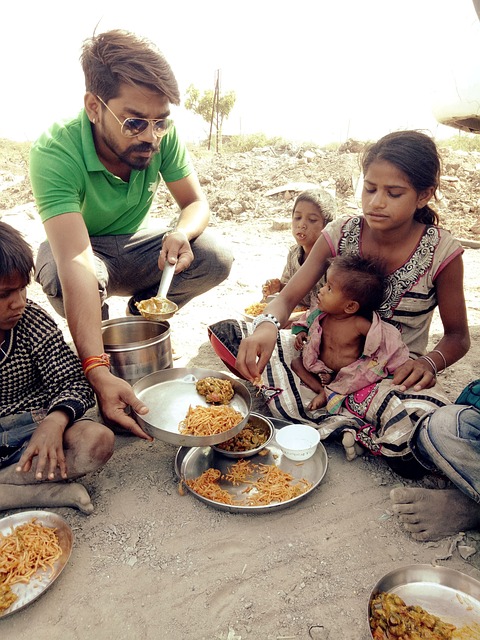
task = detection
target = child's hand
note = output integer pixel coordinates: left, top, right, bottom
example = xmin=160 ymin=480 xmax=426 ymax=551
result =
xmin=262 ymin=278 xmax=282 ymax=299
xmin=294 ymin=332 xmax=307 ymax=350
xmin=16 ymin=413 xmax=68 ymax=480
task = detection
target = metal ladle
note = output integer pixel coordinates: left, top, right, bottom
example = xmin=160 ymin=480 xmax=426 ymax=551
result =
xmin=135 ymin=261 xmax=178 ymax=321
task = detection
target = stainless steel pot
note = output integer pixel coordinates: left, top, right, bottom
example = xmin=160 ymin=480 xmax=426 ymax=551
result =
xmin=102 ymin=317 xmax=172 ymax=385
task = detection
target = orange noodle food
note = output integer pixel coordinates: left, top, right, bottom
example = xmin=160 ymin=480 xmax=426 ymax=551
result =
xmin=0 ymin=584 xmax=16 ymax=613
xmin=184 ymin=460 xmax=312 ymax=506
xmin=216 ymin=421 xmax=269 ymax=452
xmin=370 ymin=591 xmax=456 ymax=640
xmin=245 ymin=464 xmax=312 ymax=506
xmin=195 ymin=377 xmax=234 ymax=405
xmin=185 ymin=468 xmax=235 ymax=505
xmin=179 ymin=405 xmax=244 ymax=436
xmin=0 ymin=519 xmax=62 ymax=612
xmin=244 ymin=302 xmax=267 ymax=317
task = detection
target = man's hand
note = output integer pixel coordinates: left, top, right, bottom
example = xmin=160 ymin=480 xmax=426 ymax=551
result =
xmin=16 ymin=412 xmax=69 ymax=480
xmin=88 ymin=368 xmax=153 ymax=440
xmin=159 ymin=230 xmax=194 ymax=273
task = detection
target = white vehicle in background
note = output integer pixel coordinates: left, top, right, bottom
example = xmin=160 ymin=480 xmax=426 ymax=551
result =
xmin=433 ymin=0 xmax=480 ymax=133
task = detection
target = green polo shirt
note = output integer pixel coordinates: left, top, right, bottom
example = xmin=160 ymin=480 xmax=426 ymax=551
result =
xmin=29 ymin=110 xmax=193 ymax=236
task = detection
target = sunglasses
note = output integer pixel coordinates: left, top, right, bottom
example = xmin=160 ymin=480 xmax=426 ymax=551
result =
xmin=96 ymin=96 xmax=173 ymax=138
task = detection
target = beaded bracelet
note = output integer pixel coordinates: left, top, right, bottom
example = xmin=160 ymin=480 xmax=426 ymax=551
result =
xmin=431 ymin=349 xmax=447 ymax=373
xmin=82 ymin=353 xmax=111 ymax=377
xmin=252 ymin=313 xmax=281 ymax=332
xmin=420 ymin=354 xmax=438 ymax=376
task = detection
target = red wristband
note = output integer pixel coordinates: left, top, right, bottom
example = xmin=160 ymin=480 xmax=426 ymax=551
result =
xmin=82 ymin=354 xmax=111 ymax=377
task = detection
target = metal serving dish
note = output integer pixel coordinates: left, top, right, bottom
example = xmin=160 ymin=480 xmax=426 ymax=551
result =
xmin=0 ymin=510 xmax=73 ymax=618
xmin=367 ymin=564 xmax=480 ymax=638
xmin=175 ymin=418 xmax=328 ymax=513
xmin=132 ymin=368 xmax=252 ymax=447
xmin=212 ymin=413 xmax=274 ymax=458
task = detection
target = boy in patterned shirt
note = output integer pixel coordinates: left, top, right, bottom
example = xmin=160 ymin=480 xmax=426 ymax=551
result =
xmin=0 ymin=222 xmax=114 ymax=513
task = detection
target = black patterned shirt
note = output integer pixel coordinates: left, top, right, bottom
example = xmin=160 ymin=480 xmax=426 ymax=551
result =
xmin=0 ymin=300 xmax=95 ymax=423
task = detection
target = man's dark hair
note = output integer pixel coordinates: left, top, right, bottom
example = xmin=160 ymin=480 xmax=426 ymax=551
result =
xmin=81 ymin=29 xmax=181 ymax=105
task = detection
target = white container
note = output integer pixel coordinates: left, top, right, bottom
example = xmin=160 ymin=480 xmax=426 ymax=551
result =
xmin=275 ymin=424 xmax=320 ymax=461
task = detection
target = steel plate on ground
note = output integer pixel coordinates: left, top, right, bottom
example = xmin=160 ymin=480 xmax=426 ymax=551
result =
xmin=0 ymin=510 xmax=73 ymax=618
xmin=368 ymin=564 xmax=480 ymax=638
xmin=132 ymin=368 xmax=252 ymax=446
xmin=175 ymin=421 xmax=328 ymax=513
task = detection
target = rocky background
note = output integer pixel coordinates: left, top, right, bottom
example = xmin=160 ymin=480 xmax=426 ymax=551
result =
xmin=1 ymin=138 xmax=480 ymax=640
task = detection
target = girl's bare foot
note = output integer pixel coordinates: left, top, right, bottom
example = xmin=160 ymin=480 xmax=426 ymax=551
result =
xmin=0 ymin=482 xmax=94 ymax=514
xmin=390 ymin=487 xmax=480 ymax=541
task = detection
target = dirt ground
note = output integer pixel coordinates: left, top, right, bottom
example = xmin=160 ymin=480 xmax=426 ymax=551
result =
xmin=1 ymin=140 xmax=480 ymax=640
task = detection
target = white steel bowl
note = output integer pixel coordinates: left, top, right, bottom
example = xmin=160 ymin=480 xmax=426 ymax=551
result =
xmin=275 ymin=424 xmax=320 ymax=461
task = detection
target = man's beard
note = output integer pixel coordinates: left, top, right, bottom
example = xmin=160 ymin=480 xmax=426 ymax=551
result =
xmin=103 ymin=133 xmax=159 ymax=170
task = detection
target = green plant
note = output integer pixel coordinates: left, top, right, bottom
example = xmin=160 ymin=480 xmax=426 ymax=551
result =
xmin=185 ymin=84 xmax=236 ymax=150
xmin=438 ymin=133 xmax=480 ymax=152
xmin=221 ymin=133 xmax=288 ymax=153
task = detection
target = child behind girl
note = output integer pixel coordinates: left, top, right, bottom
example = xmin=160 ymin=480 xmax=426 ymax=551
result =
xmin=291 ymin=254 xmax=410 ymax=413
xmin=262 ymin=188 xmax=336 ymax=315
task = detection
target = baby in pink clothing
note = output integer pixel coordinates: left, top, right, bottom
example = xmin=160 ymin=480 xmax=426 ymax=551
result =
xmin=291 ymin=254 xmax=409 ymax=412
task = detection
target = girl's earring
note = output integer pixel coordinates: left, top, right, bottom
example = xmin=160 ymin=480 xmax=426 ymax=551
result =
xmin=92 ymin=118 xmax=96 ymax=124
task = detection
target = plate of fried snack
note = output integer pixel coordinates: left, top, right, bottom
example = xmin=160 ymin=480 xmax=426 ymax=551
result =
xmin=368 ymin=564 xmax=480 ymax=639
xmin=0 ymin=510 xmax=73 ymax=618
xmin=132 ymin=368 xmax=252 ymax=447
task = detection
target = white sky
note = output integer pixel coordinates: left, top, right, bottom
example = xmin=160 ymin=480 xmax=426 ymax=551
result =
xmin=1 ymin=0 xmax=479 ymax=145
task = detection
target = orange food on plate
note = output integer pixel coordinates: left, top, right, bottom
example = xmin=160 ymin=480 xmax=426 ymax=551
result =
xmin=244 ymin=302 xmax=267 ymax=317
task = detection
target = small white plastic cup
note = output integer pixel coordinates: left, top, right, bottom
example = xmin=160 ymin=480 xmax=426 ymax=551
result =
xmin=275 ymin=424 xmax=320 ymax=461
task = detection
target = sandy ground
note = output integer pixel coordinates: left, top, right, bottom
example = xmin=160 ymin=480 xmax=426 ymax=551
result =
xmin=1 ymin=206 xmax=480 ymax=640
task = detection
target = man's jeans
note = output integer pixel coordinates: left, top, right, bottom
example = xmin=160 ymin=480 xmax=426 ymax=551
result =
xmin=411 ymin=404 xmax=480 ymax=504
xmin=35 ymin=228 xmax=233 ymax=319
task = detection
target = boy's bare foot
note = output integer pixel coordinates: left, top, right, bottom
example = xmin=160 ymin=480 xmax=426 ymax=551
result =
xmin=0 ymin=482 xmax=94 ymax=514
xmin=390 ymin=487 xmax=480 ymax=541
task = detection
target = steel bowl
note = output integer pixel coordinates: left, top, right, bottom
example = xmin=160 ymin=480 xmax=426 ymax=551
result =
xmin=367 ymin=564 xmax=480 ymax=638
xmin=102 ymin=316 xmax=172 ymax=385
xmin=132 ymin=368 xmax=252 ymax=447
xmin=212 ymin=413 xmax=274 ymax=458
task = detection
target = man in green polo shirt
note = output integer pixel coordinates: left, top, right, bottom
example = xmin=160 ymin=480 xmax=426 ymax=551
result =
xmin=29 ymin=29 xmax=233 ymax=438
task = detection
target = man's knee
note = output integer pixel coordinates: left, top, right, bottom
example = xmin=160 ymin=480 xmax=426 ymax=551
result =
xmin=35 ymin=243 xmax=62 ymax=297
xmin=214 ymin=244 xmax=234 ymax=282
xmin=426 ymin=404 xmax=480 ymax=442
xmin=192 ymin=232 xmax=233 ymax=283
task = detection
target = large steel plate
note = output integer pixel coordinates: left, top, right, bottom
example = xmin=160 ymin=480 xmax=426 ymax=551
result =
xmin=175 ymin=418 xmax=328 ymax=513
xmin=132 ymin=368 xmax=252 ymax=446
xmin=0 ymin=510 xmax=73 ymax=618
xmin=368 ymin=564 xmax=480 ymax=637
